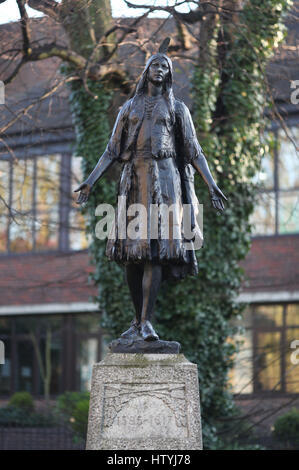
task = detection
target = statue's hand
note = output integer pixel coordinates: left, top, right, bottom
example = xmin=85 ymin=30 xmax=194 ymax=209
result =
xmin=209 ymin=184 xmax=227 ymax=211
xmin=74 ymin=182 xmax=92 ymax=205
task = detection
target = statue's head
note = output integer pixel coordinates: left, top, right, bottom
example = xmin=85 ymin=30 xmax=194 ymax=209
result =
xmin=134 ymin=38 xmax=175 ymax=122
xmin=135 ymin=52 xmax=173 ymax=95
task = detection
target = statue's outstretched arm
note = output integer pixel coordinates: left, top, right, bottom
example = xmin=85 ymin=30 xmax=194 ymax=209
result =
xmin=191 ymin=152 xmax=227 ymax=211
xmin=74 ymin=151 xmax=114 ymax=204
xmin=177 ymin=101 xmax=227 ymax=212
xmin=191 ymin=150 xmax=216 ymax=190
xmin=74 ymin=99 xmax=131 ymax=205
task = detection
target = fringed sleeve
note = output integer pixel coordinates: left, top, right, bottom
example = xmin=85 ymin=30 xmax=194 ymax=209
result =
xmin=175 ymin=100 xmax=206 ymax=166
xmin=106 ymin=99 xmax=132 ymax=161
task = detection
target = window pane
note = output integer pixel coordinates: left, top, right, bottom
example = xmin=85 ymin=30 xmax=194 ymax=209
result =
xmin=16 ymin=340 xmax=35 ymax=393
xmin=69 ymin=209 xmax=89 ymax=250
xmin=287 ymin=304 xmax=299 ymax=326
xmin=250 ymin=192 xmax=276 ymax=235
xmin=255 ymin=332 xmax=282 ymax=392
xmin=257 ymin=137 xmax=275 ymax=190
xmin=0 ymin=159 xmax=9 ymax=199
xmin=0 ymin=160 xmax=9 ymax=252
xmin=35 ymin=210 xmax=59 ymax=250
xmin=70 ymin=156 xmax=88 ymax=250
xmin=75 ymin=313 xmax=101 ymax=335
xmin=71 ymin=156 xmax=83 ymax=190
xmin=278 ymin=190 xmax=299 ymax=234
xmin=0 ymin=214 xmax=8 ymax=252
xmin=75 ymin=313 xmax=100 ymax=391
xmin=0 ymin=339 xmax=11 ymax=395
xmin=15 ymin=315 xmax=63 ymax=396
xmin=36 ymin=155 xmax=61 ymax=211
xmin=35 ymin=155 xmax=60 ymax=250
xmin=10 ymin=159 xmax=34 ymax=252
xmin=0 ymin=318 xmax=12 ymax=395
xmin=38 ymin=329 xmax=62 ymax=395
xmin=254 ymin=305 xmax=283 ymax=328
xmin=10 ymin=216 xmax=34 ymax=252
xmin=76 ymin=338 xmax=98 ymax=391
xmin=15 ymin=315 xmax=37 ymax=335
xmin=285 ymin=328 xmax=299 ymax=393
xmin=0 ymin=317 xmax=11 ymax=335
xmin=230 ymin=328 xmax=253 ymax=394
xmin=277 ymin=128 xmax=299 ymax=190
xmin=11 ymin=158 xmax=34 ymax=212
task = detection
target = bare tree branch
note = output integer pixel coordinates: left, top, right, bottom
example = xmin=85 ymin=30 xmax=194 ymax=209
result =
xmin=124 ymin=0 xmax=243 ymax=23
xmin=28 ymin=43 xmax=87 ymax=68
xmin=3 ymin=44 xmax=87 ymax=85
xmin=175 ymin=17 xmax=192 ymax=50
xmin=16 ymin=0 xmax=31 ymax=55
xmin=1 ymin=74 xmax=76 ymax=134
xmin=27 ymin=0 xmax=60 ymax=21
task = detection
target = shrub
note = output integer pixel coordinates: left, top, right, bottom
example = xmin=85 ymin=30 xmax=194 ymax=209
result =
xmin=70 ymin=399 xmax=90 ymax=439
xmin=273 ymin=408 xmax=299 ymax=449
xmin=8 ymin=391 xmax=34 ymax=413
xmin=56 ymin=391 xmax=90 ymax=418
xmin=0 ymin=406 xmax=55 ymax=427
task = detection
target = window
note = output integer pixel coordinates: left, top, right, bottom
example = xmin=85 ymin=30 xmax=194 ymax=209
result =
xmin=0 ymin=154 xmax=87 ymax=254
xmin=0 ymin=315 xmax=64 ymax=396
xmin=231 ymin=303 xmax=299 ymax=395
xmin=0 ymin=313 xmax=102 ymax=397
xmin=251 ymin=127 xmax=299 ymax=235
xmin=35 ymin=155 xmax=61 ymax=251
xmin=69 ymin=156 xmax=89 ymax=251
xmin=75 ymin=314 xmax=102 ymax=391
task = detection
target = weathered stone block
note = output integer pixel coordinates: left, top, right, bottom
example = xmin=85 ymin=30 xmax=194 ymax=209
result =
xmin=86 ymin=353 xmax=202 ymax=450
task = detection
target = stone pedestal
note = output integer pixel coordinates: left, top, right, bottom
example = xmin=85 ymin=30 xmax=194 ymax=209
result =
xmin=86 ymin=353 xmax=202 ymax=450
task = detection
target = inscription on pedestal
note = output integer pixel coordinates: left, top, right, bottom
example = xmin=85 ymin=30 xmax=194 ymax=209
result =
xmin=102 ymin=383 xmax=188 ymax=439
xmin=86 ymin=354 xmax=202 ymax=450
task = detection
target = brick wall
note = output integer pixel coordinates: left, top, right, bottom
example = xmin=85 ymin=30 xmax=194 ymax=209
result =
xmin=0 ymin=251 xmax=96 ymax=306
xmin=241 ymin=234 xmax=299 ymax=293
xmin=0 ymin=234 xmax=298 ymax=308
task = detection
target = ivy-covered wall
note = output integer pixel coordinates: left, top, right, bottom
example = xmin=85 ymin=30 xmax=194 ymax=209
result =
xmin=188 ymin=0 xmax=290 ymax=447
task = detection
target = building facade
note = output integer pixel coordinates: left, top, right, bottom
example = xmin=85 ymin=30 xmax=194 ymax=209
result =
xmin=0 ymin=11 xmax=298 ymax=432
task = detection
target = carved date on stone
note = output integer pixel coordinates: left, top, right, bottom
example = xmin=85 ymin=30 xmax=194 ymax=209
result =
xmin=102 ymin=383 xmax=188 ymax=439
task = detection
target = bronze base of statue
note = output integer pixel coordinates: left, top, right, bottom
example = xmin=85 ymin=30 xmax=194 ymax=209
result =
xmin=108 ymin=337 xmax=181 ymax=354
xmin=120 ymin=319 xmax=160 ymax=342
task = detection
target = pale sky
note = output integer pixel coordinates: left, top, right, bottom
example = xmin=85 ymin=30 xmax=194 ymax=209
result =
xmin=0 ymin=0 xmax=196 ymax=24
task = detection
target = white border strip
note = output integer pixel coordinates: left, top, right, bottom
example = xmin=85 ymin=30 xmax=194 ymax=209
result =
xmin=0 ymin=302 xmax=99 ymax=316
xmin=237 ymin=291 xmax=299 ymax=303
xmin=0 ymin=291 xmax=298 ymax=316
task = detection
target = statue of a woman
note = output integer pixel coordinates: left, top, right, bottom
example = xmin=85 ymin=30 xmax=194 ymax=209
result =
xmin=75 ymin=42 xmax=227 ymax=343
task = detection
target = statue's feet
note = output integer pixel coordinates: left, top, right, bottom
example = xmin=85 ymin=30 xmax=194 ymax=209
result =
xmin=140 ymin=320 xmax=159 ymax=341
xmin=120 ymin=320 xmax=140 ymax=339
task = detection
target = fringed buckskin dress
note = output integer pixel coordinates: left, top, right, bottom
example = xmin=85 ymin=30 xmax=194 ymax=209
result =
xmin=104 ymin=89 xmax=204 ymax=281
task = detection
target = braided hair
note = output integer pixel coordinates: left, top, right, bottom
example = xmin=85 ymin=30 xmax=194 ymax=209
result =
xmin=134 ymin=53 xmax=175 ymax=125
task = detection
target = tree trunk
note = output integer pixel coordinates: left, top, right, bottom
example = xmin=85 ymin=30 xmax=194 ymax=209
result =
xmin=60 ymin=0 xmax=114 ymax=59
xmin=29 ymin=328 xmax=51 ymax=405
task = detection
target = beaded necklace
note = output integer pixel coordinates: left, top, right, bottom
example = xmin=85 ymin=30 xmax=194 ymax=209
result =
xmin=144 ymin=95 xmax=161 ymax=119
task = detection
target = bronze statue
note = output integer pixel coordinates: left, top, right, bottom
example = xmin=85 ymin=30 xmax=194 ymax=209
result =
xmin=75 ymin=39 xmax=227 ymax=345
